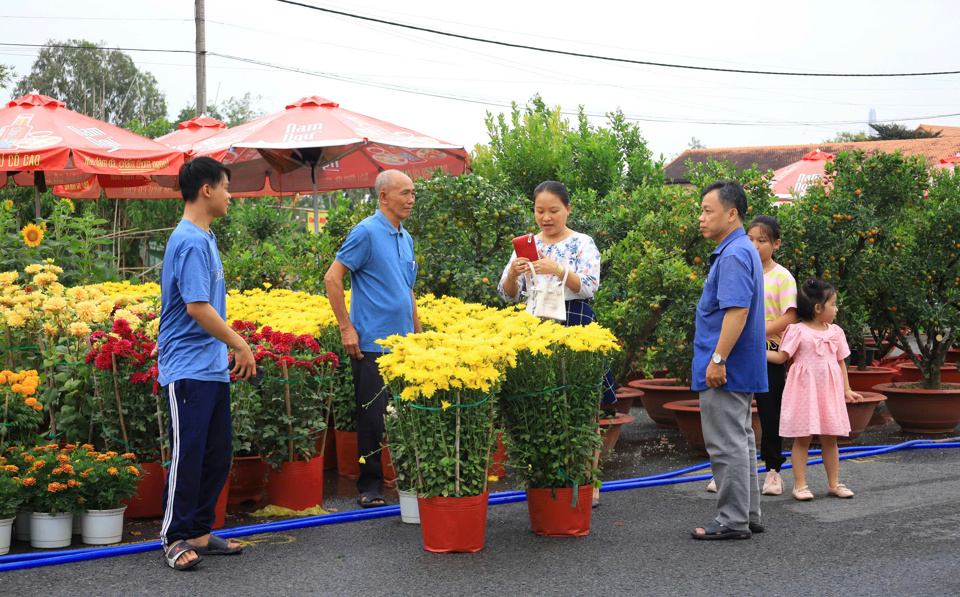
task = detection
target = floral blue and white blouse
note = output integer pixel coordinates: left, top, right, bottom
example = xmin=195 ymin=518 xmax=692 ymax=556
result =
xmin=497 ymin=232 xmax=601 ymax=303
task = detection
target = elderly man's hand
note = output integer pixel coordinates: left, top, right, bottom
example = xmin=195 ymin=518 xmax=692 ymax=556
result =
xmin=340 ymin=324 xmax=362 ymax=360
xmin=705 ymin=362 xmax=726 ymax=389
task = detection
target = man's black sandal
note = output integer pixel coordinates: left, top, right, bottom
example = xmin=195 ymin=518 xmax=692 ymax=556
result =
xmin=690 ymin=520 xmax=751 ymax=540
xmin=194 ymin=534 xmax=243 ymax=555
xmin=164 ymin=540 xmax=202 ymax=570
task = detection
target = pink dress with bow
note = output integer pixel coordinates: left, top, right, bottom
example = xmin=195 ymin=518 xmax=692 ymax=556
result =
xmin=778 ymin=323 xmax=852 ymax=437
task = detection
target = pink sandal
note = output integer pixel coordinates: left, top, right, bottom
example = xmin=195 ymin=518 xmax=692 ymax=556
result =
xmin=792 ymin=485 xmax=814 ymax=501
xmin=828 ymin=484 xmax=855 ymax=498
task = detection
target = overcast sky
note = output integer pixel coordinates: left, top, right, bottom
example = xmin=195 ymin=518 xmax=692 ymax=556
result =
xmin=3 ymin=0 xmax=959 ymax=161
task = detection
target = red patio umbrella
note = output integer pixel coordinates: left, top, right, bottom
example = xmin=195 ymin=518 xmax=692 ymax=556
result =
xmin=770 ymin=149 xmax=835 ymax=201
xmin=933 ymin=154 xmax=960 ymax=171
xmin=0 ymin=93 xmax=184 ymax=216
xmin=188 ymin=95 xmax=470 ymax=231
xmin=53 ymin=116 xmax=291 ymax=200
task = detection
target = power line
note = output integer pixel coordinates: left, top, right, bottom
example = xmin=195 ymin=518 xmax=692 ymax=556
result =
xmin=272 ymin=0 xmax=960 ymax=78
xmin=0 ymin=42 xmax=194 ymax=55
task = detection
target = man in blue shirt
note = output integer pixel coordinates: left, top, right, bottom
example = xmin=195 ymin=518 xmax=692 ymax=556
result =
xmin=691 ymin=181 xmax=767 ymax=541
xmin=157 ymin=157 xmax=255 ymax=569
xmin=325 ymin=170 xmax=422 ymax=508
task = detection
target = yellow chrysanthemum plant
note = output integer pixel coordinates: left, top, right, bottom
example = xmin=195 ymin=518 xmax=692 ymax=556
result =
xmin=377 ymin=330 xmax=507 ymax=499
xmin=499 ymin=320 xmax=621 ymax=492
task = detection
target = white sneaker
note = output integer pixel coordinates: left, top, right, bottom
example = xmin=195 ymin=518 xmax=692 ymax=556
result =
xmin=762 ymin=470 xmax=784 ymax=496
xmin=706 ymin=478 xmax=717 ymax=493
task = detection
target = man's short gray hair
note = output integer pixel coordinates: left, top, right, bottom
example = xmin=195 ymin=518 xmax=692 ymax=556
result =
xmin=375 ymin=170 xmax=398 ymax=198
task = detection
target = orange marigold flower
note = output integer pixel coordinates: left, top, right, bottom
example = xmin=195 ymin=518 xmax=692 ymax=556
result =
xmin=107 ymin=467 xmax=119 ymax=475
xmin=61 ymin=464 xmax=74 ymax=474
xmin=86 ymin=452 xmax=99 ymax=458
xmin=63 ymin=443 xmax=77 ymax=451
xmin=0 ymin=456 xmax=5 ymax=464
xmin=67 ymin=479 xmax=79 ymax=487
xmin=126 ymin=466 xmax=139 ymax=476
xmin=21 ymin=477 xmax=36 ymax=486
xmin=32 ymin=460 xmax=46 ymax=469
xmin=3 ymin=465 xmax=17 ymax=473
xmin=57 ymin=454 xmax=69 ymax=463
xmin=81 ymin=444 xmax=94 ymax=450
xmin=47 ymin=482 xmax=62 ymax=492
xmin=51 ymin=467 xmax=63 ymax=474
xmin=24 ymin=397 xmax=37 ymax=407
xmin=23 ymin=455 xmax=35 ymax=463
xmin=77 ymin=497 xmax=85 ymax=503
xmin=122 ymin=453 xmax=136 ymax=459
xmin=33 ymin=404 xmax=42 ymax=411
xmin=105 ymin=451 xmax=118 ymax=458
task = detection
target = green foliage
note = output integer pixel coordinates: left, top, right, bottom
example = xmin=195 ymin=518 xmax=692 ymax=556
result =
xmin=74 ymin=452 xmax=142 ymax=511
xmin=175 ymin=93 xmax=265 ymax=128
xmin=0 ymin=474 xmax=23 ymax=519
xmin=12 ymin=446 xmax=84 ymax=514
xmin=0 ymin=387 xmax=44 ymax=449
xmin=125 ymin=117 xmax=174 ymax=140
xmin=777 ymin=150 xmax=929 ymax=368
xmin=0 ymin=63 xmax=12 ymax=89
xmin=405 ymin=173 xmax=531 ymax=304
xmin=869 ymin=122 xmax=940 ymax=140
xmin=15 ymin=39 xmax=167 ymax=126
xmin=231 ymin=383 xmax=261 ymax=456
xmin=330 ymin=366 xmax=357 ymax=432
xmin=40 ymin=200 xmax=116 ymax=287
xmin=471 ymin=95 xmax=663 ymax=200
xmin=386 ymin=390 xmax=496 ymax=498
xmin=823 ymin=130 xmax=872 ymax=143
xmin=873 ymin=169 xmax=960 ymax=388
xmin=499 ymin=348 xmax=603 ymax=489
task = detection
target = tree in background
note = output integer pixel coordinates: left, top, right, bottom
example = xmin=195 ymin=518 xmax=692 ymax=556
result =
xmin=824 ymin=124 xmax=942 ymax=143
xmin=175 ymin=92 xmax=265 ymax=128
xmin=14 ymin=39 xmax=167 ymax=126
xmin=0 ymin=64 xmax=12 ymax=89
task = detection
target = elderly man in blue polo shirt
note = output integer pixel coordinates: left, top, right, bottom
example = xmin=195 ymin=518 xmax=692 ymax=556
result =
xmin=324 ymin=170 xmax=422 ymax=508
xmin=691 ymin=181 xmax=768 ymax=541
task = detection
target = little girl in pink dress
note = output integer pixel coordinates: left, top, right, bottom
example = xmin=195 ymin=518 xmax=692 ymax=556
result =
xmin=768 ymin=278 xmax=862 ymax=501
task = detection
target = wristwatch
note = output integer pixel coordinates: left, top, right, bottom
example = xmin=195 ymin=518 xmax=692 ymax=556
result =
xmin=712 ymin=353 xmax=726 ymax=365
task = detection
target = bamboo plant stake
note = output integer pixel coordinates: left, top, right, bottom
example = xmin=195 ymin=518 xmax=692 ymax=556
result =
xmin=281 ymin=361 xmax=294 ymax=463
xmin=316 ymin=367 xmax=334 ymax=460
xmin=155 ymin=391 xmax=168 ymax=464
xmin=4 ymin=325 xmax=15 ymax=367
xmin=1 ymin=393 xmax=9 ymax=445
xmin=110 ymin=353 xmax=130 ymax=445
xmin=482 ymin=395 xmax=495 ymax=495
xmin=37 ymin=334 xmax=57 ymax=438
xmin=454 ymin=390 xmax=461 ymax=496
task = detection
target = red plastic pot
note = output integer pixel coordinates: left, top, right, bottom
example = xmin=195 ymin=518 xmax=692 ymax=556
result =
xmin=267 ymin=457 xmax=324 ymax=511
xmin=213 ymin=477 xmax=230 ymax=530
xmin=847 ymin=367 xmax=897 ymax=393
xmin=382 ymin=443 xmax=396 ymax=486
xmin=526 ymin=486 xmax=593 ymax=537
xmin=122 ymin=461 xmax=165 ymax=519
xmin=417 ymin=492 xmax=488 ymax=553
xmin=627 ymin=378 xmax=697 ymax=429
xmin=811 ymin=392 xmax=886 ymax=445
xmin=335 ymin=430 xmax=360 ymax=478
xmin=316 ymin=428 xmax=337 ymax=470
xmin=487 ymin=435 xmax=507 ymax=478
xmin=946 ymin=348 xmax=960 ymax=365
xmin=228 ymin=456 xmax=268 ymax=506
xmin=598 ymin=413 xmax=634 ymax=459
xmin=897 ymin=364 xmax=960 ymax=384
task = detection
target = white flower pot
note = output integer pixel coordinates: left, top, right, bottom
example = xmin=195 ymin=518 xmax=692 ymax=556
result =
xmin=14 ymin=509 xmax=30 ymax=542
xmin=398 ymin=489 xmax=420 ymax=524
xmin=29 ymin=512 xmax=74 ymax=549
xmin=0 ymin=517 xmax=13 ymax=556
xmin=81 ymin=506 xmax=127 ymax=545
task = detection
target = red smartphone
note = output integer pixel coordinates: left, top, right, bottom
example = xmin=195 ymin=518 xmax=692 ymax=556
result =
xmin=512 ymin=234 xmax=540 ymax=262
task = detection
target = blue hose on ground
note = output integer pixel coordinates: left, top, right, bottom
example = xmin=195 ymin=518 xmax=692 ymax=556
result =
xmin=3 ymin=438 xmax=959 ymax=572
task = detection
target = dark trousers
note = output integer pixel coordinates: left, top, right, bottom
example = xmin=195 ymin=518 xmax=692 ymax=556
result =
xmin=755 ymin=361 xmax=787 ymax=472
xmin=160 ymin=379 xmax=232 ymax=549
xmin=351 ymin=351 xmax=390 ymax=496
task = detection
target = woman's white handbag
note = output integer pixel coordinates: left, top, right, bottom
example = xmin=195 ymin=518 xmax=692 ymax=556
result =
xmin=524 ymin=263 xmax=568 ymax=322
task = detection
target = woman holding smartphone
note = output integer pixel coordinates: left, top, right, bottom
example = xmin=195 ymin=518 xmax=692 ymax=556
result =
xmin=497 ymin=180 xmax=616 ymax=507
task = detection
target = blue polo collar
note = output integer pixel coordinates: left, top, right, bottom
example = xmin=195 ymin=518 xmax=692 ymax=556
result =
xmin=374 ymin=209 xmax=405 ymax=236
xmin=710 ymin=226 xmax=745 ymax=262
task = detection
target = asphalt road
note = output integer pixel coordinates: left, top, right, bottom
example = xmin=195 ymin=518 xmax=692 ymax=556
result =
xmin=5 ymin=405 xmax=960 ymax=596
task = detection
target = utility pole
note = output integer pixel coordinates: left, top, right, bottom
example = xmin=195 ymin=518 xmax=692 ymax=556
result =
xmin=195 ymin=0 xmax=206 ymax=117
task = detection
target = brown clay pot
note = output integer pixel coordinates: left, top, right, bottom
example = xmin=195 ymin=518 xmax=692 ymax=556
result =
xmin=598 ymin=413 xmax=634 ymax=459
xmin=897 ymin=364 xmax=960 ymax=384
xmin=811 ymin=391 xmax=887 ymax=445
xmin=627 ymin=378 xmax=697 ymax=428
xmin=612 ymin=386 xmax=643 ymax=415
xmin=847 ymin=367 xmax=897 ymax=392
xmin=874 ymin=382 xmax=960 ymax=434
xmin=663 ymin=399 xmax=760 ymax=455
xmin=946 ymin=348 xmax=960 ymax=365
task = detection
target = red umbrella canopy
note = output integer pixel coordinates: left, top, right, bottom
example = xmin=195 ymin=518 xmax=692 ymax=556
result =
xmin=770 ymin=150 xmax=835 ymax=200
xmin=189 ymin=95 xmax=469 ymax=194
xmin=933 ymin=153 xmax=960 ymax=171
xmin=1 ymin=94 xmax=184 ymax=181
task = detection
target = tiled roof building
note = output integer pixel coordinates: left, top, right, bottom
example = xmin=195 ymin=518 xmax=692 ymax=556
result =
xmin=663 ymin=124 xmax=960 ymax=183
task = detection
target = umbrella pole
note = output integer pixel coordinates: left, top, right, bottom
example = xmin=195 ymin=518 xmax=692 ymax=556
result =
xmin=33 ymin=171 xmax=46 ymax=219
xmin=312 ymin=163 xmax=320 ymax=234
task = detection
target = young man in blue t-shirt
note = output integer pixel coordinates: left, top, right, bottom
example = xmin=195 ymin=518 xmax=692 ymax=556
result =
xmin=157 ymin=156 xmax=256 ymax=570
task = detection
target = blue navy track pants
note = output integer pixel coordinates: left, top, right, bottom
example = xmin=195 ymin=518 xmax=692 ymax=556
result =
xmin=160 ymin=379 xmax=232 ymax=549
